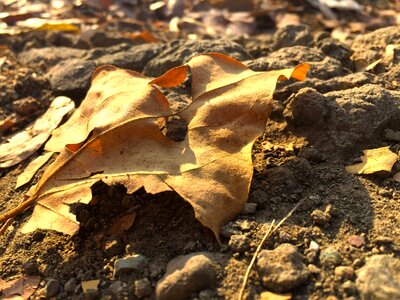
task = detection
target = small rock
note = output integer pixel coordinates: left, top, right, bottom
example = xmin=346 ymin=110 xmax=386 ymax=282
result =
xmin=12 ymin=97 xmax=41 ymax=116
xmin=113 ymin=254 xmax=148 ymax=277
xmin=384 ymin=129 xmax=400 ymax=142
xmin=273 ymin=25 xmax=313 ymax=49
xmin=109 ymin=281 xmax=124 ymax=296
xmin=45 ymin=279 xmax=60 ymax=298
xmin=334 ymin=266 xmax=355 ymax=281
xmin=342 ymin=280 xmax=357 ymax=295
xmin=241 ymin=203 xmax=257 ymax=214
xmin=96 ymin=43 xmax=160 ymax=72
xmin=156 ymin=252 xmax=217 ymax=300
xmin=134 ymin=278 xmax=152 ymax=298
xmin=238 ymin=220 xmax=253 ymax=231
xmin=228 ymin=235 xmax=250 ymax=253
xmin=320 ymin=247 xmax=342 ymax=267
xmin=22 ymin=259 xmax=39 ymax=275
xmin=311 ymin=209 xmax=331 ymax=225
xmin=373 ymin=236 xmax=393 ymax=245
xmin=307 ymin=264 xmax=321 ymax=274
xmin=31 ymin=230 xmax=45 ymax=241
xmin=18 ymin=47 xmax=86 ymax=68
xmin=356 ymin=255 xmax=400 ymax=300
xmin=64 ymin=278 xmax=79 ymax=293
xmin=309 ymin=241 xmax=320 ymax=252
xmin=220 ymin=222 xmax=241 ymax=239
xmin=103 ymin=236 xmax=124 ymax=258
xmin=47 ymin=59 xmax=97 ymax=98
xmin=85 ymin=289 xmax=100 ymax=300
xmin=257 ymin=243 xmax=309 ymax=292
xmin=81 ymin=270 xmax=95 ymax=281
xmin=199 ymin=289 xmax=215 ymax=300
xmin=347 ymin=235 xmax=365 ymax=248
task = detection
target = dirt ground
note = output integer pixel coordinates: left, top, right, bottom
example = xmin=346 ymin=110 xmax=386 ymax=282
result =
xmin=0 ymin=1 xmax=399 ymax=299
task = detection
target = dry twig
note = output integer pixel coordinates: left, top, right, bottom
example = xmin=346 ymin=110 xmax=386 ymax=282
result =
xmin=238 ymin=198 xmax=305 ymax=300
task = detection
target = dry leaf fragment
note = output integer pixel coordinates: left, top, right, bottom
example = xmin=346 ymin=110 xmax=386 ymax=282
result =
xmin=260 ymin=291 xmax=292 ymax=300
xmin=345 ymin=146 xmax=398 ymax=174
xmin=106 ymin=209 xmax=136 ymax=240
xmin=8 ymin=53 xmax=308 ymax=239
xmin=0 ymin=276 xmax=40 ymax=299
xmin=0 ymin=96 xmax=74 ymax=168
xmin=16 ymin=152 xmax=54 ymax=189
xmin=81 ymin=280 xmax=100 ymax=294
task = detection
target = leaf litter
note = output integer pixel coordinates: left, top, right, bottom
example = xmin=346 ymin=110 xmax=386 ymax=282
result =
xmin=0 ymin=53 xmax=308 ymax=241
xmin=0 ymin=96 xmax=74 ymax=168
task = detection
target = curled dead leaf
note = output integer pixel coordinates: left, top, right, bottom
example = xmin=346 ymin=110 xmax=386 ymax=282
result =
xmin=3 ymin=53 xmax=308 ymax=240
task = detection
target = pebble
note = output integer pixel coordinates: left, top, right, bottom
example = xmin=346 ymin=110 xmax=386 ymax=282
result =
xmin=109 ymin=281 xmax=124 ymax=296
xmin=113 ymin=254 xmax=148 ymax=277
xmin=347 ymin=235 xmax=365 ymax=248
xmin=342 ymin=280 xmax=357 ymax=296
xmin=319 ymin=247 xmax=342 ymax=267
xmin=238 ymin=220 xmax=253 ymax=231
xmin=309 ymin=241 xmax=320 ymax=252
xmin=156 ymin=252 xmax=216 ymax=300
xmin=64 ymin=278 xmax=78 ymax=293
xmin=45 ymin=279 xmax=60 ymax=298
xmin=12 ymin=97 xmax=41 ymax=116
xmin=356 ymin=255 xmax=400 ymax=300
xmin=257 ymin=243 xmax=309 ymax=292
xmin=220 ymin=222 xmax=241 ymax=239
xmin=134 ymin=278 xmax=152 ymax=298
xmin=334 ymin=266 xmax=355 ymax=281
xmin=22 ymin=259 xmax=39 ymax=275
xmin=241 ymin=203 xmax=257 ymax=214
xmin=228 ymin=235 xmax=250 ymax=253
xmin=311 ymin=209 xmax=331 ymax=225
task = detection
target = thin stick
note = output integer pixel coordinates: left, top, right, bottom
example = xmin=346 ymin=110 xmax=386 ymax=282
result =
xmin=0 ymin=196 xmax=35 ymax=228
xmin=237 ymin=198 xmax=305 ymax=300
xmin=238 ymin=220 xmax=275 ymax=300
xmin=0 ymin=218 xmax=14 ymax=235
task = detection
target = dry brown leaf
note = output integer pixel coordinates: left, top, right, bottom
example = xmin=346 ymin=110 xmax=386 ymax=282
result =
xmin=0 ymin=96 xmax=74 ymax=168
xmin=0 ymin=115 xmax=16 ymax=134
xmin=125 ymin=30 xmax=158 ymax=43
xmin=106 ymin=209 xmax=136 ymax=240
xmin=345 ymin=146 xmax=398 ymax=174
xmin=0 ymin=276 xmax=40 ymax=299
xmin=17 ymin=53 xmax=308 ymax=239
xmin=16 ymin=152 xmax=54 ymax=189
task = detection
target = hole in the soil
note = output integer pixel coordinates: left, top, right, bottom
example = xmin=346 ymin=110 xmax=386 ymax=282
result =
xmin=158 ymin=115 xmax=188 ymax=142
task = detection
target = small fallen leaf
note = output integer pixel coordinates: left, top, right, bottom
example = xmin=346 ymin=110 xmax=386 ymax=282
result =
xmin=345 ymin=146 xmax=398 ymax=174
xmin=16 ymin=152 xmax=54 ymax=188
xmin=0 ymin=96 xmax=74 ymax=168
xmin=16 ymin=18 xmax=80 ymax=32
xmin=0 ymin=115 xmax=16 ymax=134
xmin=260 ymin=291 xmax=291 ymax=300
xmin=106 ymin=209 xmax=136 ymax=240
xmin=125 ymin=30 xmax=158 ymax=43
xmin=12 ymin=53 xmax=308 ymax=239
xmin=0 ymin=276 xmax=40 ymax=299
xmin=81 ymin=280 xmax=100 ymax=294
